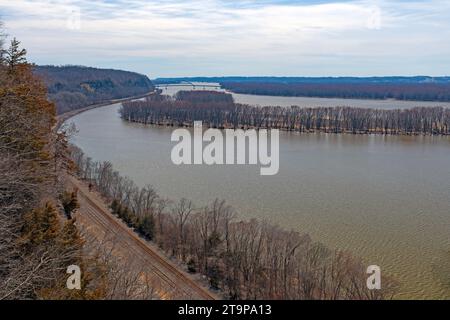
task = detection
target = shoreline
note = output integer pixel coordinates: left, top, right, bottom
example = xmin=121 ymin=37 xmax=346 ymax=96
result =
xmin=56 ymin=91 xmax=156 ymax=130
xmin=156 ymin=84 xmax=450 ymax=107
xmin=120 ymin=117 xmax=450 ymax=137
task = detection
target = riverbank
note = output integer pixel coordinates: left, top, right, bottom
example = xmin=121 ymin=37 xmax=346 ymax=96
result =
xmin=68 ymin=102 xmax=450 ymax=299
xmin=122 ymin=117 xmax=450 ymax=136
xmin=56 ymin=91 xmax=156 ymax=130
xmin=120 ymin=91 xmax=450 ymax=136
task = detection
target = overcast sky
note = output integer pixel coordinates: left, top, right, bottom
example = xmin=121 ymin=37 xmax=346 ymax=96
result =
xmin=1 ymin=0 xmax=449 ymax=78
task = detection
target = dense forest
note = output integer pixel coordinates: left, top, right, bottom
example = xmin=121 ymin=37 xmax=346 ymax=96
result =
xmin=34 ymin=65 xmax=155 ymax=114
xmin=121 ymin=91 xmax=450 ymax=135
xmin=221 ymin=82 xmax=450 ymax=102
xmin=0 ymin=33 xmax=157 ymax=299
xmin=154 ymin=76 xmax=450 ymax=85
xmin=154 ymin=76 xmax=450 ymax=102
xmin=71 ymin=146 xmax=398 ymax=300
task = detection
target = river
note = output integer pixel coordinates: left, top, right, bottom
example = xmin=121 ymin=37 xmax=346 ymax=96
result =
xmin=68 ymin=85 xmax=450 ymax=299
xmin=157 ymin=82 xmax=450 ymax=109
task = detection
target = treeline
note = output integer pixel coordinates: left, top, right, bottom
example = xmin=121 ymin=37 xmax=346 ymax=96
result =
xmin=221 ymin=82 xmax=450 ymax=102
xmin=154 ymin=76 xmax=450 ymax=85
xmin=121 ymin=92 xmax=450 ymax=135
xmin=176 ymin=90 xmax=234 ymax=104
xmin=121 ymin=91 xmax=236 ymax=128
xmin=34 ymin=65 xmax=154 ymax=114
xmin=70 ymin=145 xmax=398 ymax=300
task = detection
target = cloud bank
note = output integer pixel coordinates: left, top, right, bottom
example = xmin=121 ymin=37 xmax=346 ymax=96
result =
xmin=0 ymin=0 xmax=449 ymax=77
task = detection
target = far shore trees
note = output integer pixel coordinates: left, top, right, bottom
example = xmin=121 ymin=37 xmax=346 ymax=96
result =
xmin=121 ymin=91 xmax=450 ymax=136
xmin=221 ymin=81 xmax=450 ymax=102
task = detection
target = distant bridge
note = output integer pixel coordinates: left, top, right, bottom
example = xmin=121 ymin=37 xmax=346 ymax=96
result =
xmin=156 ymin=82 xmax=221 ymax=90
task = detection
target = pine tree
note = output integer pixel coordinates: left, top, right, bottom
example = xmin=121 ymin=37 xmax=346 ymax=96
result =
xmin=138 ymin=214 xmax=155 ymax=240
xmin=58 ymin=218 xmax=84 ymax=250
xmin=123 ymin=207 xmax=135 ymax=227
xmin=0 ymin=31 xmax=113 ymax=300
xmin=2 ymin=38 xmax=27 ymax=72
xmin=20 ymin=202 xmax=61 ymax=247
xmin=110 ymin=199 xmax=119 ymax=213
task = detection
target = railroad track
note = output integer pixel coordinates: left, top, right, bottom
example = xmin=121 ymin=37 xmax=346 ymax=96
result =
xmin=69 ymin=175 xmax=216 ymax=300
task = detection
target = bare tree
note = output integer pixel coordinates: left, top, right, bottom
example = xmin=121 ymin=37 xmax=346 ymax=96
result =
xmin=70 ymin=145 xmax=399 ymax=300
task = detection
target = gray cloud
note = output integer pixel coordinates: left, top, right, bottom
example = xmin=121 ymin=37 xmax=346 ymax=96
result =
xmin=0 ymin=0 xmax=449 ymax=76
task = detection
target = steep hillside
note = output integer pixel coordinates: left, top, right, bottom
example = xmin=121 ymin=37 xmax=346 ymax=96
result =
xmin=34 ymin=65 xmax=154 ymax=114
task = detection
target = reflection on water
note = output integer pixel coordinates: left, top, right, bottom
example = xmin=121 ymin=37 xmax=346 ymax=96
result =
xmin=69 ymin=100 xmax=450 ymax=299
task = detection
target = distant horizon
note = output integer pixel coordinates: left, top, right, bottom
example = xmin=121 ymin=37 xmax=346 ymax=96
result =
xmin=153 ymin=75 xmax=450 ymax=80
xmin=34 ymin=64 xmax=450 ymax=80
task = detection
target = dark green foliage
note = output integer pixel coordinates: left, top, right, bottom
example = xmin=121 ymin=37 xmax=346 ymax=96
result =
xmin=137 ymin=214 xmax=155 ymax=240
xmin=207 ymin=263 xmax=222 ymax=290
xmin=1 ymin=38 xmax=27 ymax=72
xmin=110 ymin=199 xmax=140 ymax=230
xmin=187 ymin=258 xmax=197 ymax=273
xmin=110 ymin=199 xmax=119 ymax=213
xmin=119 ymin=206 xmax=134 ymax=227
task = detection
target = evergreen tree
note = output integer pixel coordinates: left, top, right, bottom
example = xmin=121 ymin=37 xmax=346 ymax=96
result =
xmin=0 ymin=29 xmax=113 ymax=300
xmin=58 ymin=218 xmax=84 ymax=250
xmin=110 ymin=198 xmax=119 ymax=213
xmin=138 ymin=214 xmax=155 ymax=240
xmin=20 ymin=202 xmax=61 ymax=248
xmin=2 ymin=38 xmax=27 ymax=72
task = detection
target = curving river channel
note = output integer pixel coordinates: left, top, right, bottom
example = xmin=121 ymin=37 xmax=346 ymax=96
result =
xmin=68 ymin=85 xmax=450 ymax=299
